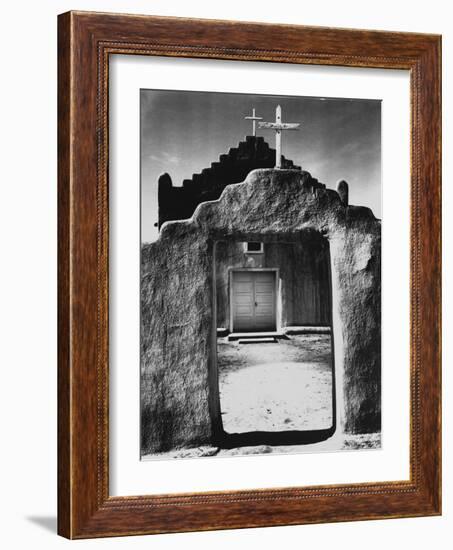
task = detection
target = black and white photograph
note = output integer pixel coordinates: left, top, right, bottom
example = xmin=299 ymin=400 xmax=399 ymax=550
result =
xmin=140 ymin=89 xmax=382 ymax=460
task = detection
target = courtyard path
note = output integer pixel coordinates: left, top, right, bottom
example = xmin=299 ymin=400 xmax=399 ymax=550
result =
xmin=217 ymin=334 xmax=333 ymax=434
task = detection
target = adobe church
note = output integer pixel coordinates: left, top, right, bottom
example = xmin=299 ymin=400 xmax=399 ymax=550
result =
xmin=141 ymin=107 xmax=381 ymax=455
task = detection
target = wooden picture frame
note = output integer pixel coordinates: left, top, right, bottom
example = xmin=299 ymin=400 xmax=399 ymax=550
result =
xmin=58 ymin=10 xmax=441 ymax=539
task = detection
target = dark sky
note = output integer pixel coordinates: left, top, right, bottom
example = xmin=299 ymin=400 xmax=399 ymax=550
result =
xmin=141 ymin=89 xmax=381 ymax=243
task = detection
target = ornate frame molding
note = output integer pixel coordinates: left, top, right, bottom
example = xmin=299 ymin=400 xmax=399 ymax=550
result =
xmin=58 ymin=11 xmax=441 ymax=538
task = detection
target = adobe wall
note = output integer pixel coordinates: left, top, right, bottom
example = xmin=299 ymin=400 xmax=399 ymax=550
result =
xmin=141 ymin=169 xmax=381 ymax=453
xmin=215 ymin=239 xmax=331 ymax=330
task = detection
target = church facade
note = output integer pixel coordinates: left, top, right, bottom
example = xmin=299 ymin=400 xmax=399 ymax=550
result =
xmin=215 ymin=221 xmax=332 ymax=334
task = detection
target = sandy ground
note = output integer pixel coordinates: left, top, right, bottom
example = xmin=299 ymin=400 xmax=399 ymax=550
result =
xmin=142 ymin=432 xmax=382 ymax=461
xmin=141 ymin=333 xmax=381 ymax=461
xmin=217 ymin=334 xmax=333 ymax=433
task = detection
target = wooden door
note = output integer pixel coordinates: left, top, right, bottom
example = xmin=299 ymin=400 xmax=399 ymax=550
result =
xmin=232 ymin=271 xmax=276 ymax=332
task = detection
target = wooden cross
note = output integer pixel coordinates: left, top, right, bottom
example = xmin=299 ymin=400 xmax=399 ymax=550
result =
xmin=244 ymin=108 xmax=263 ymax=137
xmin=259 ymin=105 xmax=300 ymax=168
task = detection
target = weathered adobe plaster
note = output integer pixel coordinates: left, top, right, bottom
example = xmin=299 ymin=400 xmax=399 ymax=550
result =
xmin=141 ymin=169 xmax=381 ymax=453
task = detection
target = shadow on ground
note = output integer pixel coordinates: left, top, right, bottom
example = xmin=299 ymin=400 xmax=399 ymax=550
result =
xmin=216 ymin=426 xmax=335 ymax=448
xmin=26 ymin=516 xmax=57 ymax=533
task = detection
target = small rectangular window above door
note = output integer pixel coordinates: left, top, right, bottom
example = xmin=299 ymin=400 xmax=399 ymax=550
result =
xmin=244 ymin=242 xmax=263 ymax=254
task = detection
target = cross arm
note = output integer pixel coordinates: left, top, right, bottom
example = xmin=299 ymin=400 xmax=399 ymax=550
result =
xmin=258 ymin=122 xmax=300 ymax=130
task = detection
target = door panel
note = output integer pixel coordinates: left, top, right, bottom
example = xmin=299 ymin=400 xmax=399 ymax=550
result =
xmin=232 ymin=272 xmax=254 ymax=331
xmin=232 ymin=271 xmax=276 ymax=332
xmin=254 ymin=272 xmax=275 ymax=330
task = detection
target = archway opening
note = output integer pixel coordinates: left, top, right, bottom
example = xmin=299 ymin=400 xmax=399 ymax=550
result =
xmin=213 ymin=232 xmax=335 ymax=448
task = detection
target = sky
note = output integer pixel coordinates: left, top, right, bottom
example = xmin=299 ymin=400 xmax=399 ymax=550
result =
xmin=141 ymin=89 xmax=381 ymax=243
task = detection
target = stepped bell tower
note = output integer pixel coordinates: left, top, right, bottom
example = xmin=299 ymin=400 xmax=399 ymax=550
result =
xmin=157 ymin=134 xmax=301 ymax=228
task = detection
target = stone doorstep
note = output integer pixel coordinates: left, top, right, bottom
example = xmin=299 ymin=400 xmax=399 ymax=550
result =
xmin=225 ymin=328 xmax=330 ymax=341
xmin=227 ymin=331 xmax=284 ymax=341
xmin=237 ymin=337 xmax=277 ymax=344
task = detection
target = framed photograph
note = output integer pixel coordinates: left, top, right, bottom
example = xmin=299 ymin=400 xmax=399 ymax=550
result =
xmin=58 ymin=11 xmax=441 ymax=538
